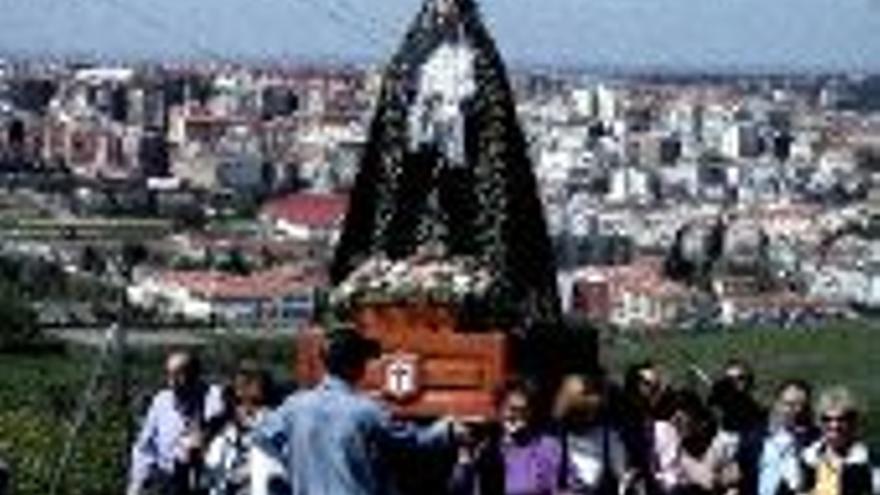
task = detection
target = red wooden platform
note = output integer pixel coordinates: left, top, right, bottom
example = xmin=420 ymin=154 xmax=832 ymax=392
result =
xmin=296 ymin=304 xmax=508 ymax=419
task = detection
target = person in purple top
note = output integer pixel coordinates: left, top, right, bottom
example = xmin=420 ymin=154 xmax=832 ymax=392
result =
xmin=451 ymin=378 xmax=563 ymax=495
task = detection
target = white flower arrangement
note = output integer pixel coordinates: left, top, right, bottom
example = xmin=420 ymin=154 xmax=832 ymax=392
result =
xmin=329 ymin=251 xmax=493 ymax=313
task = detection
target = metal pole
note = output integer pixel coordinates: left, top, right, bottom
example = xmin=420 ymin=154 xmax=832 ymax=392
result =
xmin=118 ymin=256 xmax=133 ymax=483
xmin=47 ymin=324 xmax=116 ymax=495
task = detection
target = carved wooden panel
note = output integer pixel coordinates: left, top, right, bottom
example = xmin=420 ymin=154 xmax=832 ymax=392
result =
xmin=295 ymin=304 xmax=508 ymax=418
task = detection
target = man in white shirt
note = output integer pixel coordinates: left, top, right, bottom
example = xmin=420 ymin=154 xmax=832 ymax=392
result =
xmin=128 ymin=352 xmax=226 ymax=495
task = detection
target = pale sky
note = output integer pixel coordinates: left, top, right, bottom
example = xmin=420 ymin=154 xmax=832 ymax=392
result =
xmin=1 ymin=0 xmax=880 ymax=71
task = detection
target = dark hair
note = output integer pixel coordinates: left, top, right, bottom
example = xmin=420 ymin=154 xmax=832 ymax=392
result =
xmin=235 ymin=360 xmax=273 ymax=396
xmin=224 ymin=359 xmax=279 ymax=408
xmin=323 ymin=325 xmax=380 ymax=378
xmin=494 ymin=376 xmax=539 ymax=409
xmin=580 ymin=370 xmax=609 ymax=392
xmin=624 ymin=360 xmax=656 ymax=395
xmin=724 ymin=359 xmax=754 ymax=389
xmin=554 ymin=372 xmax=610 ymax=420
xmin=709 ymin=375 xmax=766 ymax=432
xmin=670 ymin=388 xmax=718 ymax=455
xmin=725 ymin=358 xmax=751 ymax=370
xmin=189 ymin=353 xmax=202 ymax=375
xmin=670 ymin=389 xmax=710 ymax=419
xmin=777 ymin=379 xmax=815 ymax=428
xmin=167 ymin=349 xmax=202 ymax=382
xmin=776 ymin=378 xmax=812 ymax=399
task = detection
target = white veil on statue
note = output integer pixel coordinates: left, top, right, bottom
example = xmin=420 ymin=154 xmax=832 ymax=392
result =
xmin=408 ymin=22 xmax=476 ymax=168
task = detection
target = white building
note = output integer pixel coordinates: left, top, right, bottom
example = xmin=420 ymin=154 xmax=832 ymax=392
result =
xmin=607 ymin=167 xmax=653 ymax=205
xmin=128 ymin=265 xmax=325 ymax=327
xmin=596 ymin=84 xmax=619 ymax=124
xmin=570 ymin=87 xmax=597 ymax=119
xmin=721 ymin=123 xmax=762 ymax=159
xmin=808 ymin=263 xmax=880 ymax=308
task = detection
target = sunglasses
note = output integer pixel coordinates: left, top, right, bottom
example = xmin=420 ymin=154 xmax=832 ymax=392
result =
xmin=821 ymin=412 xmax=855 ymax=425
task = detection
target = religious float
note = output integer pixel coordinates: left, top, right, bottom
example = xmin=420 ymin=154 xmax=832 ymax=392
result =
xmin=296 ymin=0 xmax=567 ymax=420
xmin=297 ymin=250 xmax=509 ymax=418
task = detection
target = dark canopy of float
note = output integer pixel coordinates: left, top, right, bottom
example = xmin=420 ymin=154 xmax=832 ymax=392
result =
xmin=331 ymin=0 xmax=561 ymax=325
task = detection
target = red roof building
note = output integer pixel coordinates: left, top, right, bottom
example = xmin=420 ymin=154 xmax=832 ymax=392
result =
xmin=261 ymin=193 xmax=349 ymax=242
xmin=571 ymin=256 xmax=694 ymax=331
xmin=159 ymin=264 xmax=326 ymax=300
xmin=129 ymin=264 xmax=328 ymax=328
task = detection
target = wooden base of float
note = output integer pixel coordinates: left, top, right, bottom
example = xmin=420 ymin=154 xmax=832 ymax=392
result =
xmin=296 ymin=303 xmax=508 ymax=419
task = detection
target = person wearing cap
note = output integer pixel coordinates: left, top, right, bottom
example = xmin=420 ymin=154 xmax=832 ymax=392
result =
xmin=250 ymin=324 xmax=462 ymax=495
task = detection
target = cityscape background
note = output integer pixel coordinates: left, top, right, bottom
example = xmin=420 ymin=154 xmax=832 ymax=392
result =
xmin=3 ymin=1 xmax=880 ymax=494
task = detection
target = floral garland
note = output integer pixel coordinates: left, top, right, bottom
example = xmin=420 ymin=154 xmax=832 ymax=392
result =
xmin=329 ymin=251 xmax=493 ymax=313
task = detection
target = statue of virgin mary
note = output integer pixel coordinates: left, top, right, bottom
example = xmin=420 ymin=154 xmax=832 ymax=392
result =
xmin=331 ymin=0 xmax=561 ymax=325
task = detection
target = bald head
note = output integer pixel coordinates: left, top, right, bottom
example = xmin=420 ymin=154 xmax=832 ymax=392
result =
xmin=166 ymin=351 xmax=200 ymax=393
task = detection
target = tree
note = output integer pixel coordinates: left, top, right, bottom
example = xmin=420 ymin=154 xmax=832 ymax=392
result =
xmin=856 ymin=147 xmax=880 ymax=173
xmin=217 ymin=249 xmax=251 ymax=276
xmin=665 ymin=219 xmax=725 ymax=290
xmin=80 ymin=245 xmax=106 ymax=275
xmin=121 ymin=243 xmax=149 ymax=277
xmin=0 ymin=281 xmax=39 ymax=349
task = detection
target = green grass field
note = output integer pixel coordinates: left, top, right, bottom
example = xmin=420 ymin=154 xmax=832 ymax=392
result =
xmin=1 ymin=324 xmax=879 ymax=494
xmin=0 ymin=348 xmax=132 ymax=495
xmin=0 ymin=335 xmax=295 ymax=495
xmin=604 ymin=323 xmax=880 ymax=450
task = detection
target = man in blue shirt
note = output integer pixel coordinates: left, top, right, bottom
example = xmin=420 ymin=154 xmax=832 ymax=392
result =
xmin=251 ymin=325 xmax=461 ymax=495
xmin=129 ymin=351 xmax=226 ymax=495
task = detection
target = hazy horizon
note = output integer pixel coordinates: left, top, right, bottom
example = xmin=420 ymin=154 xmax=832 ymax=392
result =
xmin=1 ymin=0 xmax=880 ymax=72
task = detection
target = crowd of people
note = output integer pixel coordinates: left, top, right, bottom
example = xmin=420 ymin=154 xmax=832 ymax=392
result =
xmin=127 ymin=325 xmax=875 ymax=495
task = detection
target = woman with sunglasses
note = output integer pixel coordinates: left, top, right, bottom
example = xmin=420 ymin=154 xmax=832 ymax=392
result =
xmin=801 ymin=386 xmax=874 ymax=495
